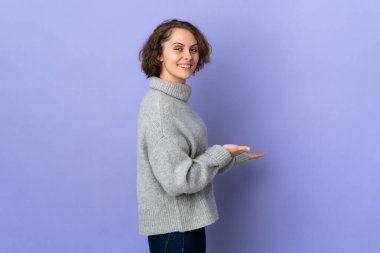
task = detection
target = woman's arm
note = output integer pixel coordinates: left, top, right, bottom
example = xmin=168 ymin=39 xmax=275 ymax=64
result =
xmin=148 ymin=135 xmax=233 ymax=197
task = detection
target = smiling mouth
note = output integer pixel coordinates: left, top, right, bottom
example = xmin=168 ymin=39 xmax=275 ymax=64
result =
xmin=178 ymin=64 xmax=192 ymax=69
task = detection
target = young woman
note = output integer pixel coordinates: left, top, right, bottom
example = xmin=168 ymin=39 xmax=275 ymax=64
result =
xmin=137 ymin=19 xmax=264 ymax=253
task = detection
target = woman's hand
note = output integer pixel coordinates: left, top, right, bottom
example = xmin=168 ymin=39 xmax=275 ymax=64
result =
xmin=223 ymin=144 xmax=265 ymax=160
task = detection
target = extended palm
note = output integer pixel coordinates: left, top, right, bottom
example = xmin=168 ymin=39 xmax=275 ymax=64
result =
xmin=223 ymin=144 xmax=265 ymax=160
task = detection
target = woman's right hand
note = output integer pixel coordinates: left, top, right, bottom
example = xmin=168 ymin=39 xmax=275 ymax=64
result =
xmin=223 ymin=144 xmax=265 ymax=160
xmin=223 ymin=144 xmax=251 ymax=157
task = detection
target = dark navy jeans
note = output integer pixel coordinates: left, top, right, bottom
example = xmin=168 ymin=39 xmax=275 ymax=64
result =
xmin=148 ymin=227 xmax=206 ymax=253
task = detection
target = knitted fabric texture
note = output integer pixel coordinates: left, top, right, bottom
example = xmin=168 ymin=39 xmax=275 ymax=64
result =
xmin=137 ymin=77 xmax=249 ymax=235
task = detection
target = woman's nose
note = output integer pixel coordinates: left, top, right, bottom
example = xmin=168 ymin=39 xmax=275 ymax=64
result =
xmin=183 ymin=50 xmax=192 ymax=60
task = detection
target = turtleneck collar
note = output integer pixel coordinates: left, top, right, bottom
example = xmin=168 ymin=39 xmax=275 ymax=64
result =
xmin=148 ymin=76 xmax=192 ymax=102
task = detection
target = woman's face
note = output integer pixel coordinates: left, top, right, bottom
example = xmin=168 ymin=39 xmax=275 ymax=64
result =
xmin=159 ymin=28 xmax=199 ymax=84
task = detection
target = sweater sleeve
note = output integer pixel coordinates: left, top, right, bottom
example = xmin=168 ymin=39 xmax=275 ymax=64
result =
xmin=148 ymin=135 xmax=233 ymax=197
xmin=217 ymin=152 xmax=250 ymax=174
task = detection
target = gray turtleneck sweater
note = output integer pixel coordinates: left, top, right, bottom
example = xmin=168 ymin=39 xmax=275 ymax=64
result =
xmin=137 ymin=77 xmax=249 ymax=236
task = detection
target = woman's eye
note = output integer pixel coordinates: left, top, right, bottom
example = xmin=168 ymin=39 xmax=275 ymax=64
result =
xmin=190 ymin=48 xmax=198 ymax=53
xmin=174 ymin=47 xmax=183 ymax=52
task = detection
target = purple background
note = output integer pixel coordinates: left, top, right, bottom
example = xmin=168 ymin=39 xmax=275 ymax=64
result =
xmin=1 ymin=0 xmax=379 ymax=252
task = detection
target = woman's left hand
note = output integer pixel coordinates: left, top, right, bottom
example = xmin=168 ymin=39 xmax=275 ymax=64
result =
xmin=246 ymin=152 xmax=265 ymax=160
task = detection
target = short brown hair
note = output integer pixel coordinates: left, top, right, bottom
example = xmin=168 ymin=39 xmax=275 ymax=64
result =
xmin=139 ymin=19 xmax=211 ymax=78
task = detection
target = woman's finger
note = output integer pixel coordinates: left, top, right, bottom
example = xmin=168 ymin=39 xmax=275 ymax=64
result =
xmin=248 ymin=153 xmax=265 ymax=160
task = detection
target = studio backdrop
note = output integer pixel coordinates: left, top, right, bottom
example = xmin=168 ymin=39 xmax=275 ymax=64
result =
xmin=1 ymin=0 xmax=379 ymax=252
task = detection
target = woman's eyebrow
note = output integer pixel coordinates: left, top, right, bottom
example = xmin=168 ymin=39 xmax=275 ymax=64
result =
xmin=172 ymin=42 xmax=199 ymax=47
